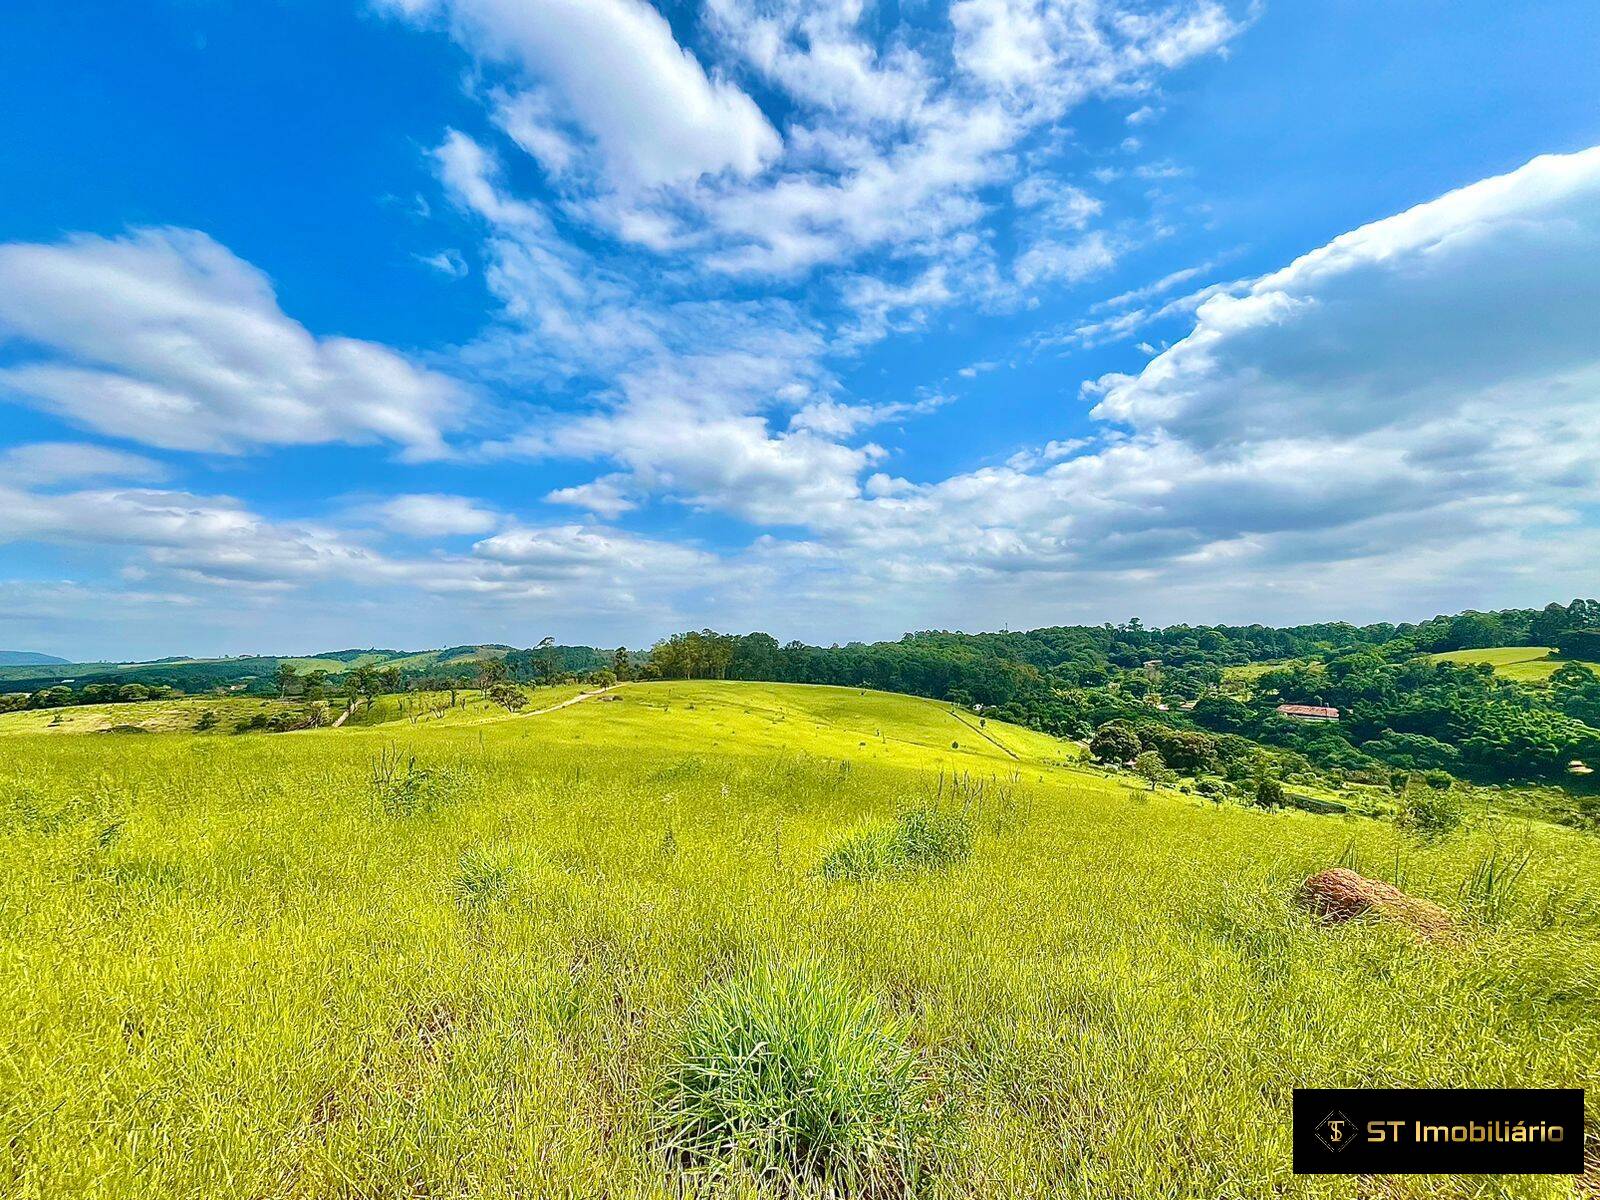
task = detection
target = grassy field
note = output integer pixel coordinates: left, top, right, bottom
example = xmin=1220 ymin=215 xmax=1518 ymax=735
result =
xmin=1 ymin=681 xmax=1596 ymax=1198
xmin=0 ymin=696 xmax=301 ymax=736
xmin=1430 ymin=645 xmax=1599 ymax=684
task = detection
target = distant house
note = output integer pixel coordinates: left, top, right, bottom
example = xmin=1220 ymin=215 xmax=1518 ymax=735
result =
xmin=1276 ymin=703 xmax=1340 ymax=722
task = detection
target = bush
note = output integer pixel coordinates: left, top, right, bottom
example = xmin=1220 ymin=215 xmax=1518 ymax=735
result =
xmin=370 ymin=746 xmax=447 ymax=815
xmin=453 ymin=847 xmax=516 ymax=907
xmin=1401 ymin=786 xmax=1464 ymax=838
xmin=653 ymin=962 xmax=949 ymax=1191
xmin=1254 ymin=777 xmax=1286 ymax=808
xmin=821 ymin=805 xmax=974 ymax=881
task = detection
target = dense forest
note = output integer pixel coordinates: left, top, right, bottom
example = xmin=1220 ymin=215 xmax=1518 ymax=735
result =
xmin=640 ymin=601 xmax=1600 ymax=793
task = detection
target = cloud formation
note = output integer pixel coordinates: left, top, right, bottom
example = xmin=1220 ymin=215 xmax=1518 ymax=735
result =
xmin=0 ymin=229 xmax=466 ymax=458
xmin=7 ymin=5 xmax=1598 ymax=657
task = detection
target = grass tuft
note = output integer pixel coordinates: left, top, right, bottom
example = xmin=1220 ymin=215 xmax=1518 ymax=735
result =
xmin=652 ymin=961 xmax=951 ymax=1193
xmin=452 ymin=847 xmax=517 ymax=908
xmin=821 ymin=804 xmax=974 ymax=881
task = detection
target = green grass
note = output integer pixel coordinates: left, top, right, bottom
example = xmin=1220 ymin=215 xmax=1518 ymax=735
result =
xmin=0 ymin=696 xmax=299 ymax=736
xmin=653 ymin=960 xmax=947 ymax=1192
xmin=0 ymin=681 xmax=1596 ymax=1197
xmin=821 ymin=803 xmax=977 ymax=881
xmin=339 ymin=684 xmax=591 ymax=728
xmin=1430 ymin=645 xmax=1600 ymax=683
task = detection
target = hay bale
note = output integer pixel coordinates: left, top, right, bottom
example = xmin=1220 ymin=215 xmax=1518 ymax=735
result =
xmin=1298 ymin=867 xmax=1453 ymax=939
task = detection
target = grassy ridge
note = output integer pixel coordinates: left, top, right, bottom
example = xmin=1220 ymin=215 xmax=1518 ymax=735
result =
xmin=0 ymin=682 xmax=1596 ymax=1197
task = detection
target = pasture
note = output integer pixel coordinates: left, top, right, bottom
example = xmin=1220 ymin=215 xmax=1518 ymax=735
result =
xmin=1 ymin=681 xmax=1596 ymax=1198
xmin=1430 ymin=645 xmax=1598 ymax=684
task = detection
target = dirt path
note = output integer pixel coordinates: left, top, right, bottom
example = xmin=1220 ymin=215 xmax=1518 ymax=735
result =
xmin=519 ymin=684 xmax=619 ymax=717
xmin=947 ymin=708 xmax=1020 ymax=760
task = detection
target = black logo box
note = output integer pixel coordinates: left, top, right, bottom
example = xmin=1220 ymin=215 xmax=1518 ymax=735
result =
xmin=1293 ymin=1089 xmax=1585 ymax=1175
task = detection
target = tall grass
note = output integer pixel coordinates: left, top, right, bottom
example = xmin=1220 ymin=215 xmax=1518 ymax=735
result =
xmin=653 ymin=961 xmax=950 ymax=1193
xmin=0 ymin=680 xmax=1596 ymax=1198
xmin=821 ymin=804 xmax=975 ymax=881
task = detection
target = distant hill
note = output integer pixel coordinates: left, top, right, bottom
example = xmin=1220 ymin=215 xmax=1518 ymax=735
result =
xmin=0 ymin=651 xmax=69 ymax=666
xmin=0 ymin=643 xmax=613 ymax=694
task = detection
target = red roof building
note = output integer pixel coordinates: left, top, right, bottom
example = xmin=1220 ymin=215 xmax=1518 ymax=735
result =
xmin=1275 ymin=703 xmax=1340 ymax=722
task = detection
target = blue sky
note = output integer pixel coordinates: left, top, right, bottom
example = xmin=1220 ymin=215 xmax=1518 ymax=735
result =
xmin=2 ymin=0 xmax=1599 ymax=659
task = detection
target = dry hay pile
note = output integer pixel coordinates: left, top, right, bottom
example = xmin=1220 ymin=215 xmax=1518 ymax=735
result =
xmin=1297 ymin=867 xmax=1454 ymax=940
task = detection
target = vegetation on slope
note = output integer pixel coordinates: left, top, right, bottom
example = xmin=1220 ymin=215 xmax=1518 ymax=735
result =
xmin=1 ymin=681 xmax=1595 ymax=1198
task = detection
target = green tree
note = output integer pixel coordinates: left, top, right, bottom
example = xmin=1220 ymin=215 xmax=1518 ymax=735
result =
xmin=1089 ymin=721 xmax=1142 ymax=764
xmin=486 ymin=682 xmax=527 ymax=712
xmin=1133 ymin=750 xmax=1174 ymax=790
xmin=1254 ymin=776 xmax=1286 ymax=808
xmin=274 ymin=662 xmax=300 ymax=698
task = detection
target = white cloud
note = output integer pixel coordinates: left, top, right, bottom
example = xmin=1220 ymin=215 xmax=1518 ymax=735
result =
xmin=0 ymin=229 xmax=465 ymax=458
xmin=417 ymin=248 xmax=469 ymax=277
xmin=1015 ymin=228 xmax=1122 ymax=288
xmin=385 ymin=0 xmax=780 ymax=187
xmin=545 ymin=474 xmax=638 ymax=520
xmin=363 ymin=493 xmax=501 ymax=537
xmin=803 ymin=145 xmax=1600 ymax=623
xmin=1090 ymin=147 xmax=1600 ymax=448
xmin=0 ymin=442 xmax=167 ymax=486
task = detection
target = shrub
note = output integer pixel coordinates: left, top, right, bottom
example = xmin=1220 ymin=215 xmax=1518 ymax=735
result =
xmin=653 ymin=962 xmax=948 ymax=1192
xmin=1400 ymin=786 xmax=1464 ymax=838
xmin=821 ymin=805 xmax=973 ymax=881
xmin=453 ymin=847 xmax=516 ymax=907
xmin=370 ymin=746 xmax=444 ymax=815
xmin=193 ymin=711 xmax=218 ymax=732
xmin=1254 ymin=777 xmax=1286 ymax=808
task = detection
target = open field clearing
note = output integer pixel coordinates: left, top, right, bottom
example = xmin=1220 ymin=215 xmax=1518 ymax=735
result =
xmin=1 ymin=682 xmax=1597 ymax=1198
xmin=1430 ymin=646 xmax=1600 ymax=684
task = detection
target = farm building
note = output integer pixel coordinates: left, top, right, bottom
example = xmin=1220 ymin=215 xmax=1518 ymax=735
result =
xmin=1275 ymin=703 xmax=1340 ymax=722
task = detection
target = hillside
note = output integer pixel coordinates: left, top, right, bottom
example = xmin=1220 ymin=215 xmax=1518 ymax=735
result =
xmin=1430 ymin=644 xmax=1600 ymax=683
xmin=1 ymin=679 xmax=1594 ymax=1198
xmin=0 ymin=651 xmax=68 ymax=666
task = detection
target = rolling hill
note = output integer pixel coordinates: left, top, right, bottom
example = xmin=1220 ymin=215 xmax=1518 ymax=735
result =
xmin=0 ymin=678 xmax=1594 ymax=1197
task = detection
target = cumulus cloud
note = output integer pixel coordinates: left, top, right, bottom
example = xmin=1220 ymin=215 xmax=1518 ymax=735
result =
xmin=817 ymin=145 xmax=1600 ymax=621
xmin=0 ymin=229 xmax=466 ymax=458
xmin=1090 ymin=148 xmax=1600 ymax=449
xmin=384 ymin=0 xmax=779 ymax=187
xmin=545 ymin=474 xmax=638 ymax=520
